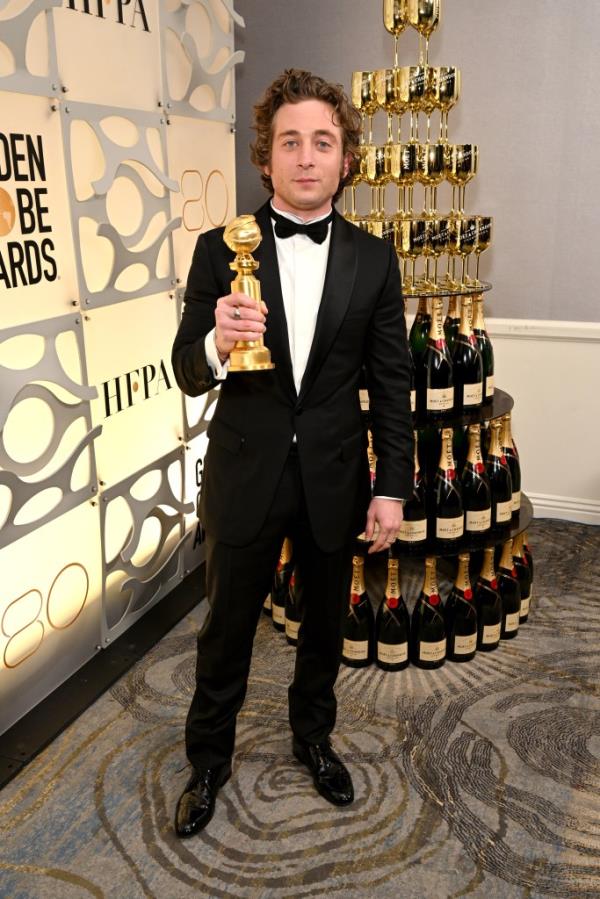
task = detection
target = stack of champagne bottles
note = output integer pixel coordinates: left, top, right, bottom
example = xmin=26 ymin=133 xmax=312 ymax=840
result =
xmin=262 ymin=534 xmax=534 ymax=670
xmin=342 ymin=541 xmax=533 ymax=670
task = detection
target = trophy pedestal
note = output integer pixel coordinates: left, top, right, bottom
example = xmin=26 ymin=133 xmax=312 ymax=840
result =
xmin=229 ymin=342 xmax=275 ymax=372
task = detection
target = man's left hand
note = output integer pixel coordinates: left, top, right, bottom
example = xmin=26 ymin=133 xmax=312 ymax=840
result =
xmin=363 ymin=498 xmax=404 ymax=554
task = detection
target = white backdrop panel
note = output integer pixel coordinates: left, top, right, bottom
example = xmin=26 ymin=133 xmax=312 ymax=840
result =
xmin=0 ymin=499 xmax=102 ymax=733
xmin=0 ymin=90 xmax=79 ymax=329
xmin=52 ymin=0 xmax=162 ymax=112
xmin=85 ymin=291 xmax=182 ymax=487
xmin=167 ymin=114 xmax=236 ymax=283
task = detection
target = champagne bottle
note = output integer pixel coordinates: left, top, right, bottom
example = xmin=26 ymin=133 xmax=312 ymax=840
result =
xmin=375 ymin=557 xmax=410 ymax=671
xmin=500 ymin=413 xmax=521 ymax=515
xmin=409 ymin=297 xmax=431 ymax=367
xmin=433 ymin=427 xmax=464 ymax=546
xmin=474 ymin=546 xmax=502 ymax=651
xmin=513 ymin=533 xmax=533 ymax=623
xmin=444 ymin=295 xmax=460 ymax=355
xmin=497 ymin=538 xmax=521 ymax=639
xmin=451 ymin=296 xmax=483 ymax=411
xmin=486 ymin=419 xmax=513 ymax=529
xmin=445 ymin=552 xmax=478 ymax=662
xmin=397 ymin=430 xmax=428 ymax=547
xmin=523 ymin=530 xmax=534 ymax=577
xmin=285 ymin=568 xmax=303 ymax=646
xmin=272 ymin=537 xmax=293 ymax=632
xmin=419 ymin=297 xmax=454 ymax=418
xmin=461 ymin=424 xmax=492 ymax=540
xmin=263 ymin=594 xmax=272 ymax=617
xmin=409 ymin=346 xmax=416 ymax=415
xmin=410 ymin=557 xmax=446 ymax=668
xmin=472 ymin=294 xmax=494 ymax=402
xmin=342 ymin=555 xmax=374 ymax=667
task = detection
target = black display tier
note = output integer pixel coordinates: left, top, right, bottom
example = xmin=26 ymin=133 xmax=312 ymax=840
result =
xmin=413 ymin=388 xmax=513 ymax=430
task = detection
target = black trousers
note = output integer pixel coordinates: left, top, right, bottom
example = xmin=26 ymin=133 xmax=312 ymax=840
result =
xmin=185 ymin=449 xmax=354 ymax=769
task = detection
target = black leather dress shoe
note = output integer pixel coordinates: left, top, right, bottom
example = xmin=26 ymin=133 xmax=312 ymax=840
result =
xmin=174 ymin=764 xmax=231 ymax=838
xmin=292 ymin=737 xmax=354 ymax=806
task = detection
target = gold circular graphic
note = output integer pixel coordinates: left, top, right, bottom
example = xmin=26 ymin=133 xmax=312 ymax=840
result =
xmin=47 ymin=563 xmax=90 ymax=630
xmin=0 ymin=188 xmax=16 ymax=237
xmin=205 ymin=169 xmax=229 ymax=228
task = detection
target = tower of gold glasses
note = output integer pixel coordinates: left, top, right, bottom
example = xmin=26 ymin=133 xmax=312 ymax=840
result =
xmin=346 ymin=0 xmax=493 ymax=299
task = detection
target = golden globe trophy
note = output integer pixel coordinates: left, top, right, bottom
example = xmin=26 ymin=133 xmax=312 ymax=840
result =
xmin=223 ymin=214 xmax=275 ymax=372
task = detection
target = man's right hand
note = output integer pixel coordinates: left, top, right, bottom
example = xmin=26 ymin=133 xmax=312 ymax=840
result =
xmin=214 ymin=292 xmax=268 ymax=363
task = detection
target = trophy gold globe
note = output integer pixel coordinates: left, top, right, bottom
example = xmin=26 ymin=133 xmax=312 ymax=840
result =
xmin=223 ymin=215 xmax=275 ymax=372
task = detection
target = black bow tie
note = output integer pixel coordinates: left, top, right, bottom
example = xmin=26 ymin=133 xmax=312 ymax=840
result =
xmin=270 ymin=208 xmax=333 ymax=244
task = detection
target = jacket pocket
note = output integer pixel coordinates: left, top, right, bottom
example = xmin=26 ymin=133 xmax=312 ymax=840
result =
xmin=207 ymin=417 xmax=245 ymax=455
xmin=340 ymin=429 xmax=364 ymax=461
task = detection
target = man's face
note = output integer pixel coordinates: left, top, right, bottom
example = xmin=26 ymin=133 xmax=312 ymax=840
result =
xmin=264 ymin=99 xmax=350 ymax=219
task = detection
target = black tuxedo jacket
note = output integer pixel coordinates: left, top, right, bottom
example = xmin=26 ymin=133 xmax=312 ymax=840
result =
xmin=171 ymin=201 xmax=413 ymax=552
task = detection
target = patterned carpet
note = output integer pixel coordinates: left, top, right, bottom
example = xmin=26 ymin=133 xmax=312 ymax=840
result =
xmin=0 ymin=519 xmax=599 ymax=899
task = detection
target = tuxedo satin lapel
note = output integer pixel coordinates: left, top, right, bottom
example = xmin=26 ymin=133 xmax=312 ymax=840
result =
xmin=254 ymin=203 xmax=296 ymax=399
xmin=298 ymin=213 xmax=358 ymax=404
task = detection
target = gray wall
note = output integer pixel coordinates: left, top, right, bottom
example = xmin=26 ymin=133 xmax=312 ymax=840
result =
xmin=234 ymin=0 xmax=600 ymax=322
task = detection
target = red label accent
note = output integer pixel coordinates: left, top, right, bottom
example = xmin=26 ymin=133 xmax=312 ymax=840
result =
xmin=491 ymin=579 xmax=498 ymax=590
xmin=447 ymin=468 xmax=456 ymax=480
xmin=475 ymin=462 xmax=485 ymax=474
xmin=435 ymin=339 xmax=445 ymax=350
xmin=512 ymin=567 xmax=517 ymax=577
xmin=500 ymin=454 xmax=507 ymax=465
xmin=469 ymin=335 xmax=477 ymax=346
xmin=429 ymin=594 xmax=440 ymax=606
xmin=387 ymin=596 xmax=399 ymax=609
xmin=464 ymin=589 xmax=473 ymax=600
xmin=350 ymin=593 xmax=361 ymax=605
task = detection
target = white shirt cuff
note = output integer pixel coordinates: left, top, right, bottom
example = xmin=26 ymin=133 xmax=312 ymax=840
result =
xmin=205 ymin=328 xmax=229 ymax=380
xmin=374 ymin=495 xmax=405 ymax=502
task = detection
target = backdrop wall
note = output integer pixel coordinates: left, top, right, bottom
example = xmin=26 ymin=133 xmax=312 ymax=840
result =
xmin=0 ymin=0 xmax=243 ymax=734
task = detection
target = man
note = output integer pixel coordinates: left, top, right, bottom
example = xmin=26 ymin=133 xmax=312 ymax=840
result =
xmin=171 ymin=69 xmax=413 ymax=838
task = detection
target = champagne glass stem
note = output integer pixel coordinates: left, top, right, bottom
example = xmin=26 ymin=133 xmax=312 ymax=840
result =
xmin=451 ymin=186 xmax=456 ymax=215
xmin=351 ymin=185 xmax=357 ymax=217
xmin=460 ymin=185 xmax=465 ymax=214
xmin=397 ymin=184 xmax=402 ymax=215
xmin=423 ymin=186 xmax=428 ymax=214
xmin=476 ymin=255 xmax=481 ymax=285
xmin=461 ymin=257 xmax=466 ymax=287
xmin=434 ymin=257 xmax=439 ymax=287
xmin=342 ymin=187 xmax=348 ymax=217
xmin=425 ymin=36 xmax=430 ymax=66
xmin=408 ymin=184 xmax=414 ymax=214
xmin=394 ymin=35 xmax=399 ymax=69
xmin=426 ymin=114 xmax=431 ymax=144
xmin=368 ymin=114 xmax=373 ymax=144
xmin=432 ymin=185 xmax=437 ymax=215
xmin=387 ymin=113 xmax=393 ymax=143
xmin=397 ymin=113 xmax=402 ymax=143
xmin=419 ymin=34 xmax=425 ymax=66
xmin=412 ymin=258 xmax=417 ymax=287
xmin=370 ymin=186 xmax=377 ymax=217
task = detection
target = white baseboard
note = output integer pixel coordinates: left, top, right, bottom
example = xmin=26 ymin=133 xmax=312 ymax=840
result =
xmin=530 ymin=494 xmax=600 ymax=526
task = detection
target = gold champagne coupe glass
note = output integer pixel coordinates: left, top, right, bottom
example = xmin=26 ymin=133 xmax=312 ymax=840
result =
xmin=429 ymin=215 xmax=451 ymax=288
xmin=383 ymin=0 xmax=409 ymax=68
xmin=365 ymin=144 xmax=391 ymax=219
xmin=399 ymin=216 xmax=428 ymax=291
xmin=435 ymin=66 xmax=461 ymax=142
xmin=352 ymin=70 xmax=378 ymax=144
xmin=445 ymin=143 xmax=478 ymax=214
xmin=455 ymin=215 xmax=477 ymax=287
xmin=375 ymin=67 xmax=406 ymax=143
xmin=408 ymin=0 xmax=441 ymax=65
xmin=345 ymin=142 xmax=369 ymax=221
xmin=417 ymin=141 xmax=445 ymax=215
xmin=399 ymin=65 xmax=428 ymax=143
xmin=421 ymin=66 xmax=437 ymax=143
xmin=391 ymin=140 xmax=419 ymax=217
xmin=471 ymin=215 xmax=493 ymax=284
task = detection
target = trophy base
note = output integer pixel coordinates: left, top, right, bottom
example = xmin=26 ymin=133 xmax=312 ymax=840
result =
xmin=228 ymin=344 xmax=275 ymax=372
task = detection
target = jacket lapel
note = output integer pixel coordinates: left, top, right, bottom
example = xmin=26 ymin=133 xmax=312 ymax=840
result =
xmin=253 ymin=202 xmax=296 ymax=400
xmin=298 ymin=211 xmax=358 ymax=403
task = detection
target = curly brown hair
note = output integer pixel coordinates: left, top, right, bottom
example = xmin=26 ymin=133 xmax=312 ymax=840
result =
xmin=250 ymin=69 xmax=362 ymax=202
